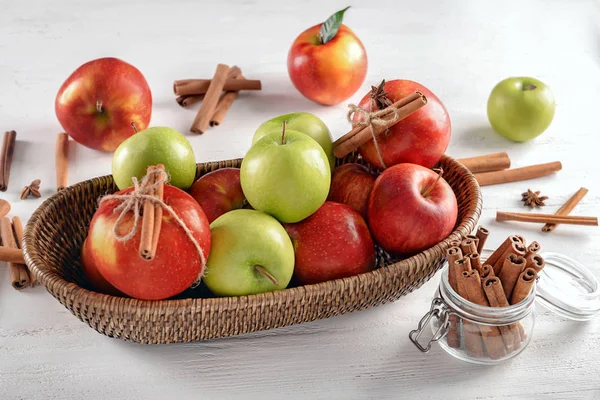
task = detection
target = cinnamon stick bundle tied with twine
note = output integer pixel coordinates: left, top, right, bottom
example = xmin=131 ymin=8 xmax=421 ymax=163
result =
xmin=333 ymin=89 xmax=427 ymax=167
xmin=98 ymin=165 xmax=207 ymax=278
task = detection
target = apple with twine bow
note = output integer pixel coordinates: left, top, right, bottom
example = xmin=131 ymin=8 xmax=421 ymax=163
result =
xmin=82 ymin=166 xmax=211 ymax=300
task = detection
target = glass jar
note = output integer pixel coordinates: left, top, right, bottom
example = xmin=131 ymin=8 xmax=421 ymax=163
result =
xmin=410 ymin=250 xmax=600 ymax=365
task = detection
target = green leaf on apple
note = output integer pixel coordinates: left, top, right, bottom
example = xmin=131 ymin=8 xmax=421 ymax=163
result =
xmin=319 ymin=6 xmax=350 ymax=45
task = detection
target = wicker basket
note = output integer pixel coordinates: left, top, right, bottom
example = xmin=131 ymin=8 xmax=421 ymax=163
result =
xmin=23 ymin=153 xmax=481 ymax=344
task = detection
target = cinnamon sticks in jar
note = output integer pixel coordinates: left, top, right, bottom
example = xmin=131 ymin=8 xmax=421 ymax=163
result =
xmin=174 ymin=65 xmax=262 ymax=133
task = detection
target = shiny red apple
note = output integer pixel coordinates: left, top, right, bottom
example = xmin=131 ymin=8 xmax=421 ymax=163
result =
xmin=82 ymin=185 xmax=211 ymax=300
xmin=283 ymin=201 xmax=375 ymax=285
xmin=355 ymin=80 xmax=451 ymax=170
xmin=328 ymin=163 xmax=376 ymax=220
xmin=81 ymin=238 xmax=125 ymax=296
xmin=368 ymin=163 xmax=457 ymax=256
xmin=188 ymin=168 xmax=246 ymax=223
xmin=287 ymin=7 xmax=367 ymax=105
xmin=55 ymin=57 xmax=152 ymax=152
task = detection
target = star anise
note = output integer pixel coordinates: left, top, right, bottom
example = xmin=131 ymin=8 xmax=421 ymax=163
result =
xmin=20 ymin=179 xmax=41 ymax=200
xmin=369 ymin=79 xmax=393 ymax=110
xmin=521 ymin=189 xmax=548 ymax=208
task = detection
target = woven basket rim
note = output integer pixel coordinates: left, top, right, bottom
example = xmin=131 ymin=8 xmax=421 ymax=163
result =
xmin=23 ymin=154 xmax=481 ymax=311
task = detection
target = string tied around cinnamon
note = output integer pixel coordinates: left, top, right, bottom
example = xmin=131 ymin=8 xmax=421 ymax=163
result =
xmin=346 ymin=104 xmax=401 ymax=169
xmin=98 ymin=168 xmax=207 ymax=280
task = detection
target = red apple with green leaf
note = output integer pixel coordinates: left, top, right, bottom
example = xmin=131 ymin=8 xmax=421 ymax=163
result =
xmin=368 ymin=164 xmax=457 ymax=256
xmin=288 ymin=7 xmax=367 ymax=105
xmin=355 ymin=80 xmax=451 ymax=170
xmin=327 ymin=163 xmax=376 ymax=220
xmin=55 ymin=57 xmax=152 ymax=152
xmin=82 ymin=185 xmax=211 ymax=300
xmin=284 ymin=201 xmax=375 ymax=285
xmin=188 ymin=168 xmax=246 ymax=223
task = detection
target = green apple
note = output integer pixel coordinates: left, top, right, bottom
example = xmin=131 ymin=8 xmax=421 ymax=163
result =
xmin=112 ymin=126 xmax=197 ymax=190
xmin=204 ymin=209 xmax=294 ymax=296
xmin=487 ymin=77 xmax=555 ymax=142
xmin=241 ymin=129 xmax=330 ymax=223
xmin=253 ymin=112 xmax=335 ymax=169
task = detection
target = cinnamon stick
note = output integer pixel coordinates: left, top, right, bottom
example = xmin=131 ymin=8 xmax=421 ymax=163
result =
xmin=542 ymin=187 xmax=589 ymax=232
xmin=493 ymin=242 xmax=527 ymax=275
xmin=176 ymin=94 xmax=204 ymax=107
xmin=482 ymin=276 xmax=519 ymax=354
xmin=446 ymin=246 xmax=463 ymax=349
xmin=486 ymin=235 xmax=522 ymax=269
xmin=526 ymin=241 xmax=540 ymax=257
xmin=0 ymin=217 xmax=29 ymax=289
xmin=481 ymin=264 xmax=495 ymax=279
xmin=174 ymin=77 xmax=261 ymax=96
xmin=497 ymin=254 xmax=526 ymax=300
xmin=475 ymin=161 xmax=562 ymax=186
xmin=210 ymin=69 xmax=244 ymax=127
xmin=333 ymin=92 xmax=427 ymax=159
xmin=468 ymin=253 xmax=483 ymax=274
xmin=139 ymin=166 xmax=156 ymax=260
xmin=460 ymin=238 xmax=478 ymax=256
xmin=526 ymin=254 xmax=545 ymax=273
xmin=0 ymin=246 xmax=25 ymax=264
xmin=0 ymin=130 xmax=16 ymax=191
xmin=191 ymin=64 xmax=230 ymax=134
xmin=496 ymin=211 xmax=598 ymax=226
xmin=457 ymin=152 xmax=511 ymax=174
xmin=475 ymin=226 xmax=490 ymax=254
xmin=446 ymin=246 xmax=463 ymax=292
xmin=511 ymin=267 xmax=537 ymax=305
xmin=457 ymin=270 xmax=506 ymax=359
xmin=0 ymin=199 xmax=10 ymax=219
xmin=449 ymin=239 xmax=462 ymax=248
xmin=55 ymin=133 xmax=69 ymax=190
xmin=11 ymin=216 xmax=34 ymax=285
xmin=150 ymin=164 xmax=165 ymax=259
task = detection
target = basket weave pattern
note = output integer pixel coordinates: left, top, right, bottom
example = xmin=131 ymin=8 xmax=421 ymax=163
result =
xmin=23 ymin=153 xmax=481 ymax=344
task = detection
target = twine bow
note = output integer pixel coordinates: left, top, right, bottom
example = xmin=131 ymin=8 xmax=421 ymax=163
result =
xmin=99 ymin=169 xmax=207 ymax=278
xmin=346 ymin=104 xmax=402 ymax=170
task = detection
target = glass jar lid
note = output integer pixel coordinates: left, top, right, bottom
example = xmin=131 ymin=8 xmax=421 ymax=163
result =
xmin=536 ymin=252 xmax=600 ymax=321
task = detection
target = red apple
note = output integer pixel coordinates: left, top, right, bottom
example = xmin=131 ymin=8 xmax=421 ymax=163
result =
xmin=55 ymin=57 xmax=152 ymax=152
xmin=328 ymin=163 xmax=376 ymax=220
xmin=81 ymin=238 xmax=125 ymax=296
xmin=368 ymin=163 xmax=457 ymax=256
xmin=355 ymin=80 xmax=451 ymax=170
xmin=287 ymin=7 xmax=367 ymax=105
xmin=82 ymin=185 xmax=211 ymax=300
xmin=283 ymin=201 xmax=375 ymax=285
xmin=188 ymin=168 xmax=246 ymax=223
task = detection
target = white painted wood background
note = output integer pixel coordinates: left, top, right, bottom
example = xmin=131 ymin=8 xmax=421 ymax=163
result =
xmin=1 ymin=0 xmax=599 ymax=398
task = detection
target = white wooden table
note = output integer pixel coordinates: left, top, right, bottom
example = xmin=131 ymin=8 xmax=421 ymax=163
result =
xmin=1 ymin=0 xmax=599 ymax=398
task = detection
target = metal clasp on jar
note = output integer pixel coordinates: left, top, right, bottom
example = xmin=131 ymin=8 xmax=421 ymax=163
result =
xmin=409 ymin=297 xmax=451 ymax=352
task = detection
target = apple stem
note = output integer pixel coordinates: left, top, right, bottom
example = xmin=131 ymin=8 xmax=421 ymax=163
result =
xmin=523 ymin=84 xmax=537 ymax=91
xmin=281 ymin=120 xmax=287 ymax=145
xmin=96 ymin=100 xmax=103 ymax=113
xmin=131 ymin=122 xmax=138 ymax=134
xmin=421 ymin=167 xmax=444 ymax=198
xmin=254 ymin=265 xmax=279 ymax=286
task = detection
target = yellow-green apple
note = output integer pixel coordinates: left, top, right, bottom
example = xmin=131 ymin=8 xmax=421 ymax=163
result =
xmin=241 ymin=128 xmax=330 ymax=223
xmin=355 ymin=80 xmax=451 ymax=170
xmin=203 ymin=209 xmax=294 ymax=296
xmin=55 ymin=57 xmax=152 ymax=152
xmin=327 ymin=163 xmax=376 ymax=220
xmin=487 ymin=77 xmax=555 ymax=142
xmin=288 ymin=7 xmax=367 ymax=105
xmin=81 ymin=238 xmax=125 ymax=296
xmin=188 ymin=168 xmax=246 ymax=223
xmin=112 ymin=126 xmax=196 ymax=190
xmin=253 ymin=112 xmax=335 ymax=169
xmin=283 ymin=201 xmax=375 ymax=285
xmin=368 ymin=164 xmax=457 ymax=256
xmin=82 ymin=185 xmax=211 ymax=300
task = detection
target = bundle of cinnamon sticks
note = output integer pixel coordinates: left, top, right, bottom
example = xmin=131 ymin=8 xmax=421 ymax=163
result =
xmin=139 ymin=165 xmax=165 ymax=260
xmin=0 ymin=199 xmax=34 ymax=289
xmin=173 ymin=64 xmax=262 ymax=134
xmin=446 ymin=228 xmax=543 ymax=360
